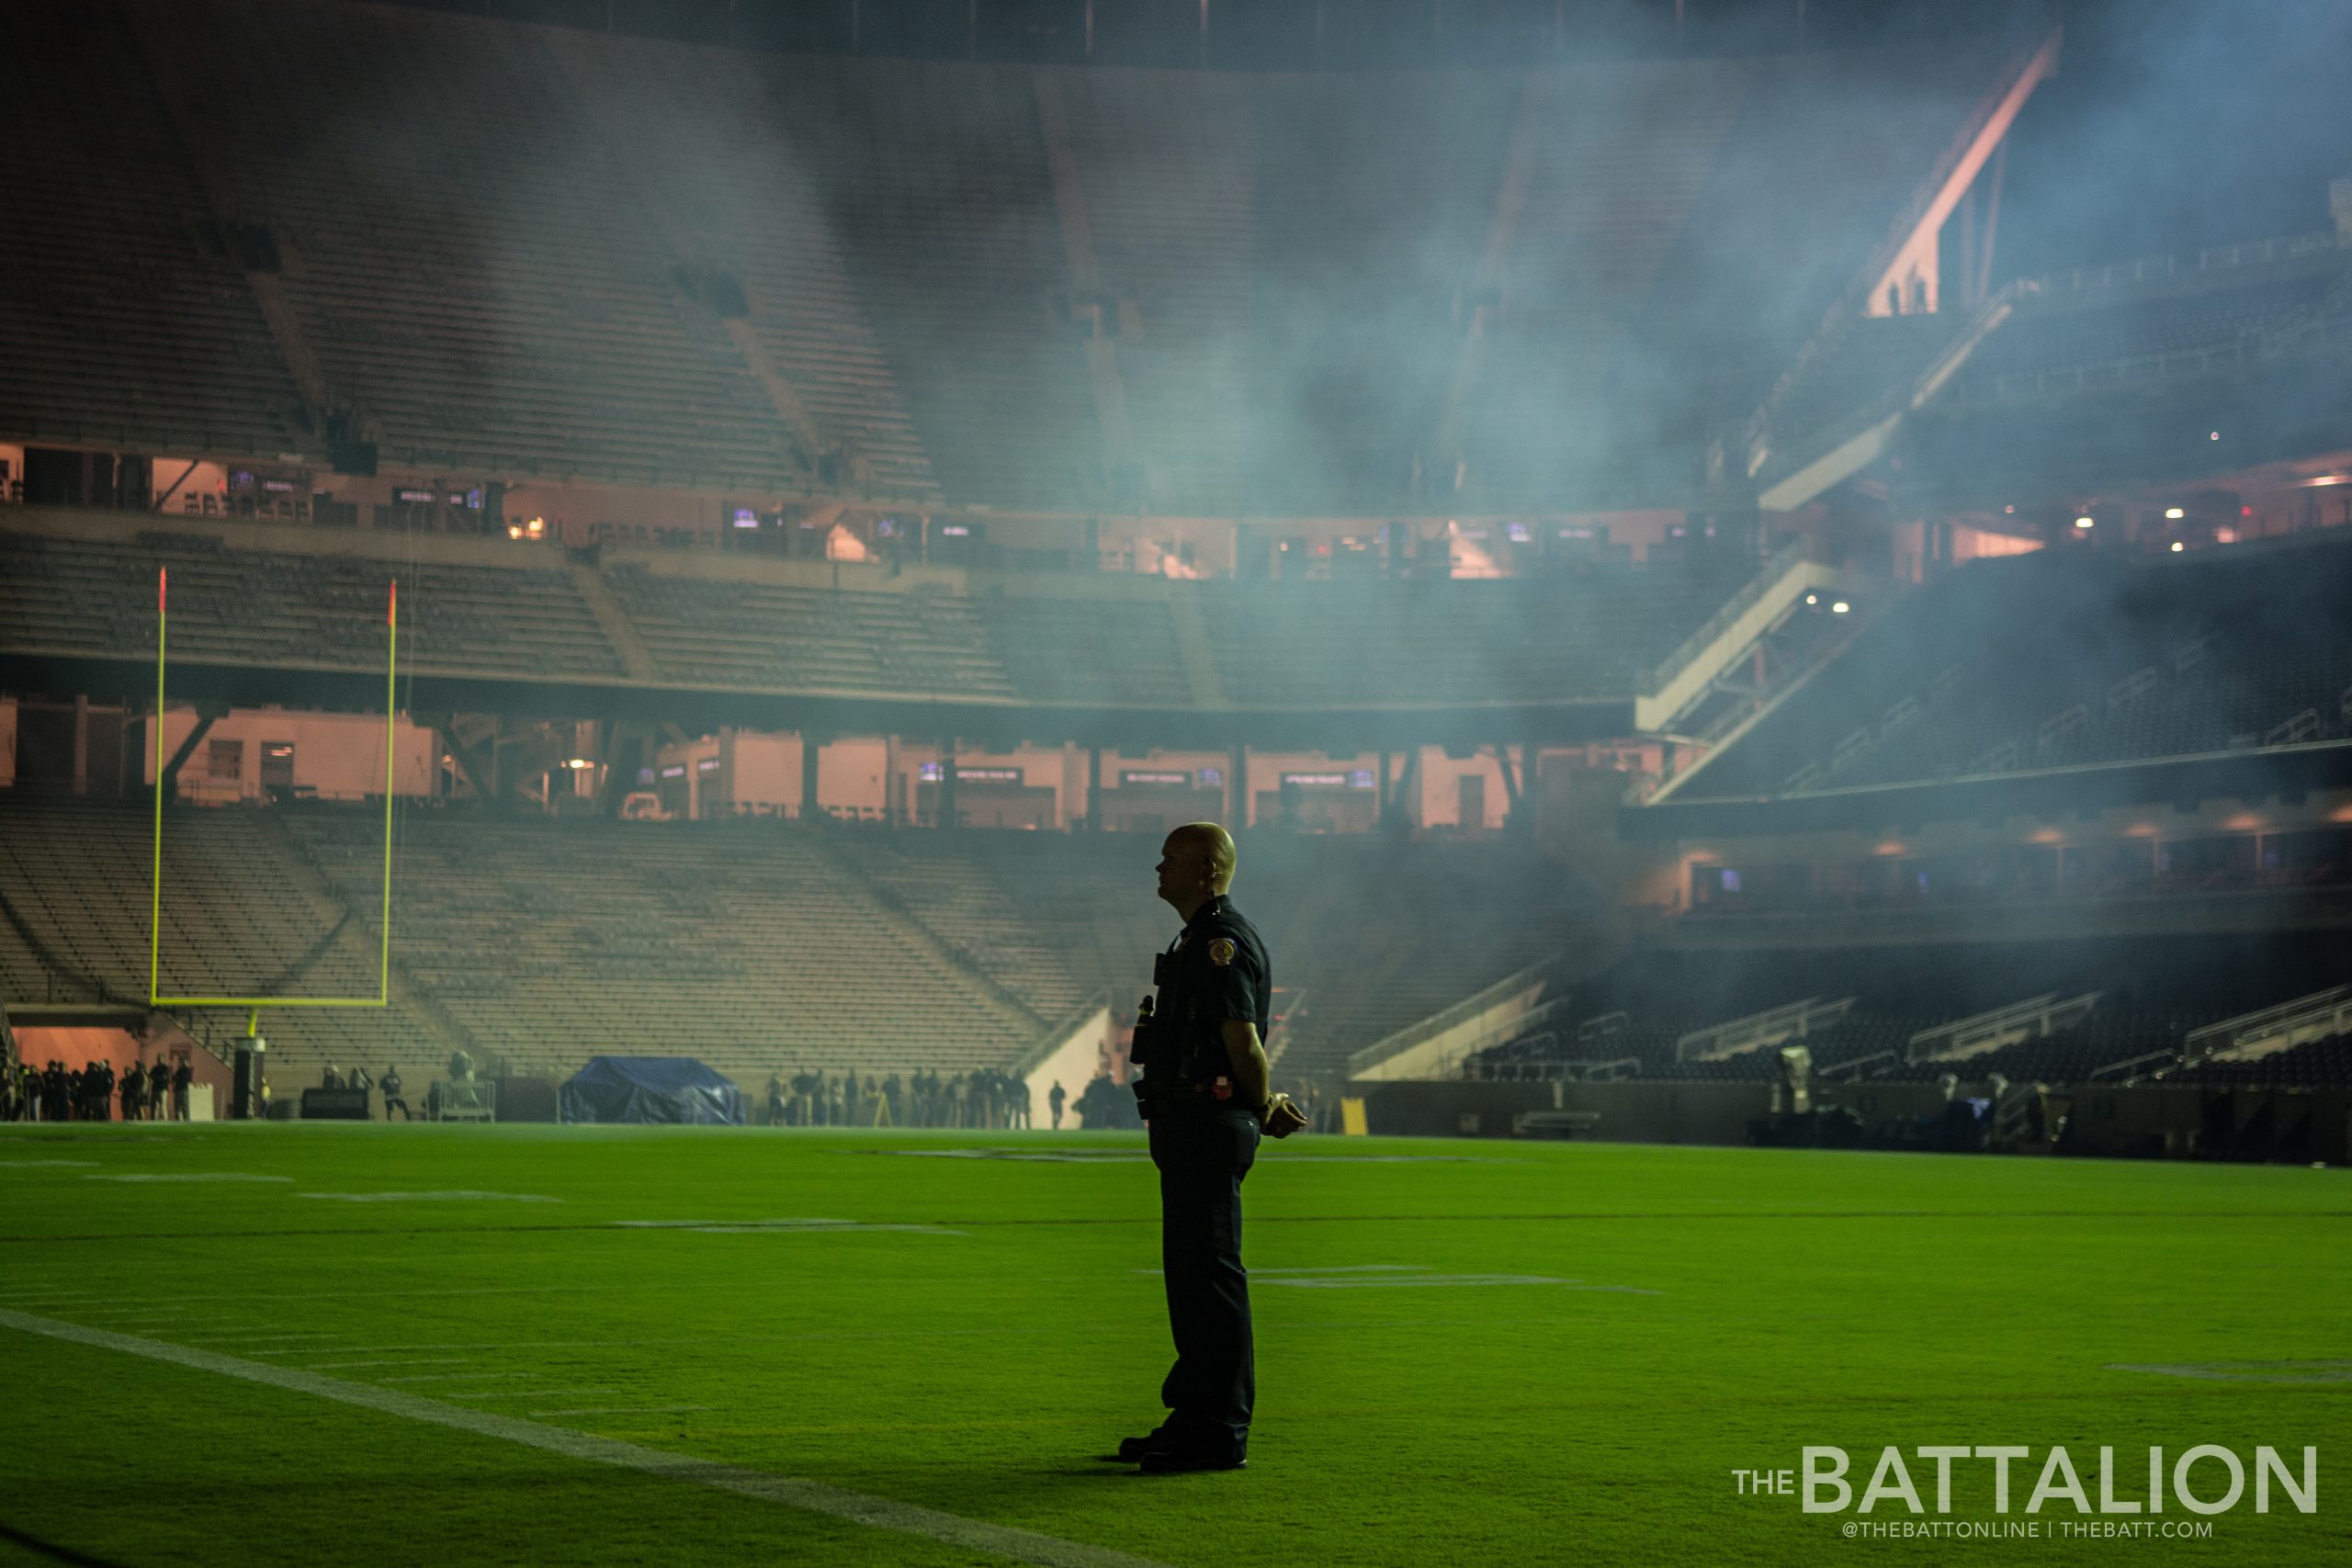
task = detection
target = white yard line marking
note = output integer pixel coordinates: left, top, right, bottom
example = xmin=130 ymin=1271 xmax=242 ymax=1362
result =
xmin=298 ymin=1191 xmax=560 ymax=1203
xmin=85 ymin=1173 xmax=293 ymax=1183
xmin=1266 ymin=1274 xmax=1660 ymax=1292
xmin=2109 ymin=1360 xmax=2352 ymax=1384
xmin=611 ymin=1218 xmax=963 ymax=1235
xmin=529 ymin=1405 xmax=713 ymax=1418
xmin=0 ymin=1310 xmax=1170 ymax=1568
xmin=1132 ymin=1265 xmax=1421 ymax=1276
xmin=1132 ymin=1264 xmax=1662 ymax=1293
xmin=158 ymin=1286 xmax=598 ymax=1306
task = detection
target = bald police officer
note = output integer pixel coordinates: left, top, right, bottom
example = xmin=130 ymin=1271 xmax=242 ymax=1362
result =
xmin=1119 ymin=822 xmax=1300 ymax=1474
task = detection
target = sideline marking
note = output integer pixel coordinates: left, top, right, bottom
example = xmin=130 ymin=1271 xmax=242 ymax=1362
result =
xmin=0 ymin=1309 xmax=1173 ymax=1568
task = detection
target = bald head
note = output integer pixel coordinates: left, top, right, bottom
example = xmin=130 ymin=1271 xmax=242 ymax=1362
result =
xmin=1156 ymin=821 xmax=1237 ymax=918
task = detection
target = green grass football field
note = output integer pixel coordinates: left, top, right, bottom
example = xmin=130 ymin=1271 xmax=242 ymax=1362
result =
xmin=0 ymin=1123 xmax=2345 ymax=1568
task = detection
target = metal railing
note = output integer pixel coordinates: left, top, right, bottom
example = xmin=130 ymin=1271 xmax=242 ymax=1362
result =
xmin=1676 ymin=996 xmax=1853 ymax=1063
xmin=1345 ymin=954 xmax=1555 ymax=1078
xmin=2025 ymin=231 xmax=2339 ymax=299
xmin=1815 ymin=1050 xmax=1895 ymax=1082
xmin=1644 ymin=536 xmax=1812 ymax=697
xmin=1906 ymin=992 xmax=2097 ymax=1064
xmin=2089 ymin=1050 xmax=2177 ymax=1085
xmin=2184 ymin=985 xmax=2352 ymax=1060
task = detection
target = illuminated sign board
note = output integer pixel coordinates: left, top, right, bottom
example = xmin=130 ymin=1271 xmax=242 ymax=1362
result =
xmin=1280 ymin=772 xmax=1376 ymax=790
xmin=918 ymin=764 xmax=1023 ymax=784
xmin=1121 ymin=771 xmax=1192 ymax=786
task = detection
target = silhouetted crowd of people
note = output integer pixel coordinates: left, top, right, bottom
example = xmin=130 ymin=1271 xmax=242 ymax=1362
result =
xmin=763 ymin=1068 xmax=1035 ymax=1128
xmin=4 ymin=1055 xmax=191 ymax=1122
xmin=749 ymin=1066 xmax=1339 ymax=1133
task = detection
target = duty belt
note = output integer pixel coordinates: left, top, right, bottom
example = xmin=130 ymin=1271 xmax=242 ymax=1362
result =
xmin=1148 ymin=1079 xmax=1247 ymax=1111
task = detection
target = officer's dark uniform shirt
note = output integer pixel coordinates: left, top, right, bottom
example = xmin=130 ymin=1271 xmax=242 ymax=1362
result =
xmin=1153 ymin=894 xmax=1272 ymax=1096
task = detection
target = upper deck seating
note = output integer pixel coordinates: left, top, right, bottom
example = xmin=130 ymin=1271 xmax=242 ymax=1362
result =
xmin=0 ymin=525 xmax=624 ymax=681
xmin=1689 ymin=531 xmax=2352 ymax=798
xmin=0 ymin=3 xmax=308 ymax=459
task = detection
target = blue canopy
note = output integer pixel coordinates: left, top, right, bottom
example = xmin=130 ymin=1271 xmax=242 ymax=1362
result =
xmin=559 ymin=1056 xmax=742 ymax=1125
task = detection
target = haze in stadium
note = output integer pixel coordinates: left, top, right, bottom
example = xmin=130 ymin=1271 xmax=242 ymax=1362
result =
xmin=2 ymin=1 xmax=2348 ymax=1564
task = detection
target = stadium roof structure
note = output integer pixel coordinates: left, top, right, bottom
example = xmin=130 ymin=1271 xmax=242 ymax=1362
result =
xmin=0 ymin=0 xmax=2052 ymax=518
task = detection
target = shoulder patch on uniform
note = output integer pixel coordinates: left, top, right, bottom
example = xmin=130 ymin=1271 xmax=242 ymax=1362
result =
xmin=1207 ymin=938 xmax=1237 ymax=967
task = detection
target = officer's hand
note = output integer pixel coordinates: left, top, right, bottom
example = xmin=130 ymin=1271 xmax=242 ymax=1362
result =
xmin=1262 ymin=1093 xmax=1308 ymax=1140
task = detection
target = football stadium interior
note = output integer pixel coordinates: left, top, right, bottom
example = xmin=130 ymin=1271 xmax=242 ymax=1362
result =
xmin=4 ymin=1 xmax=2350 ymax=1564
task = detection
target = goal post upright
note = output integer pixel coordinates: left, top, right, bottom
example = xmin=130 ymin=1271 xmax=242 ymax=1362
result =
xmin=149 ymin=568 xmax=400 ymax=1012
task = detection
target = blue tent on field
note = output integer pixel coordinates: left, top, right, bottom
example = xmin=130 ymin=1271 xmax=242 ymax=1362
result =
xmin=559 ymin=1056 xmax=742 ymax=1125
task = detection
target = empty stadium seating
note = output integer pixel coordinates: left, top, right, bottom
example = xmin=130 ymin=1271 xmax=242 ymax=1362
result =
xmin=1467 ymin=937 xmax=2352 ymax=1089
xmin=0 ymin=789 xmax=1600 ymax=1093
xmin=546 ymin=32 xmax=943 ymax=502
xmin=966 ymin=828 xmax=1601 ymax=1078
xmin=770 ymin=55 xmax=1103 ymax=506
xmin=1197 ymin=566 xmax=1747 ymax=706
xmin=279 ymin=807 xmax=1050 ymax=1083
xmin=1953 ymin=272 xmax=2340 ymax=400
xmin=125 ymin=0 xmax=799 ymax=491
xmin=0 ymin=1 xmax=2025 ymax=514
xmin=1048 ymin=70 xmax=1258 ymax=516
xmin=0 ymin=795 xmax=410 ymax=1069
xmin=974 ymin=591 xmax=1194 ymax=708
xmin=1689 ymin=528 xmax=2352 ymax=797
xmin=605 ymin=565 xmax=1013 ymax=695
xmin=1 ymin=525 xmax=625 ymax=680
xmin=5 ymin=508 xmax=1772 ymax=710
xmin=0 ymin=3 xmax=310 ymax=459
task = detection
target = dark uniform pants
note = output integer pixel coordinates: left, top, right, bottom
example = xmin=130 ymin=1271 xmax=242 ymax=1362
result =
xmin=1148 ymin=1106 xmax=1261 ymax=1460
